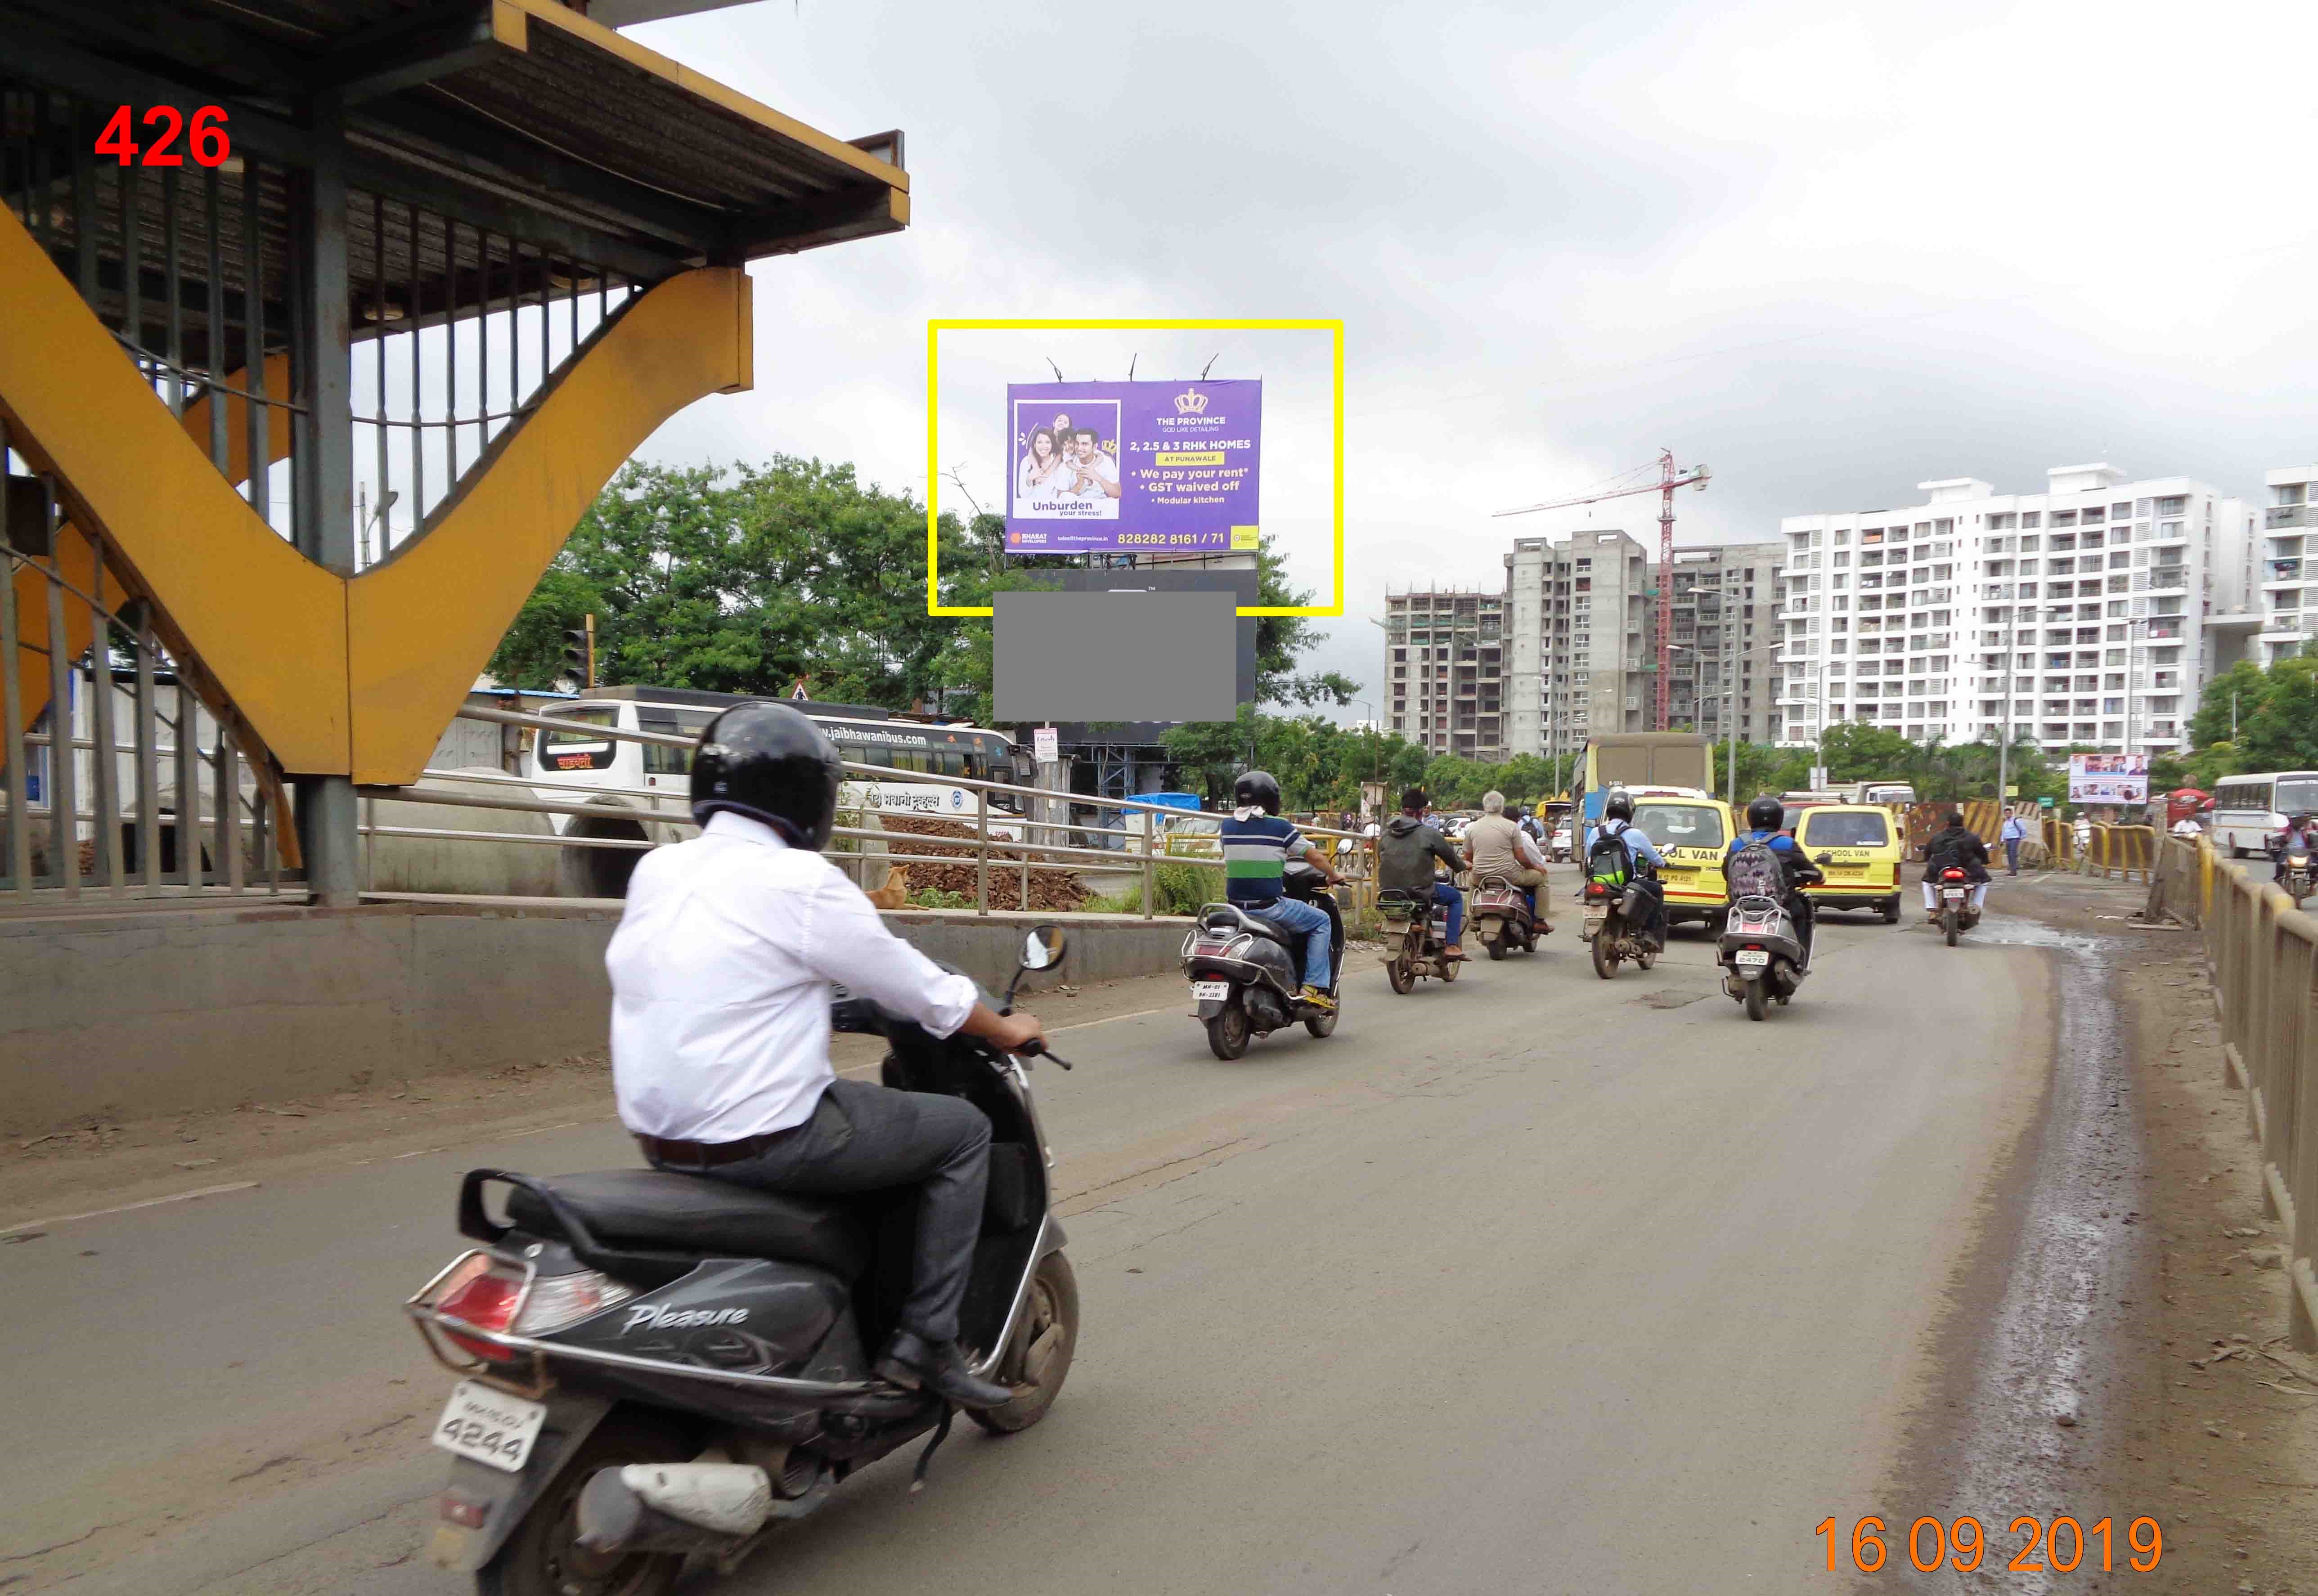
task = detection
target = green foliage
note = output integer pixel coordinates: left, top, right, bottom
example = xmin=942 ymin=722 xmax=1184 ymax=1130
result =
xmin=2174 ymin=657 xmax=2318 ymax=789
xmin=1090 ymin=861 xmax=1225 ymax=916
xmin=488 ymin=460 xmax=991 ymax=713
xmin=906 ymin=887 xmax=974 ymax=910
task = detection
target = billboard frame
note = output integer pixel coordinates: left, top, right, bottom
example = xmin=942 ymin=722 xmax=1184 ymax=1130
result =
xmin=924 ymin=318 xmax=1343 ymax=619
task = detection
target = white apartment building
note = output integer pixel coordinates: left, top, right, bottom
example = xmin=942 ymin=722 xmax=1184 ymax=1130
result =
xmin=2258 ymin=466 xmax=2318 ymax=665
xmin=1381 ymin=588 xmax=1505 ymax=759
xmin=1776 ymin=465 xmax=2252 ymax=757
xmin=1503 ymin=529 xmax=1656 ymax=761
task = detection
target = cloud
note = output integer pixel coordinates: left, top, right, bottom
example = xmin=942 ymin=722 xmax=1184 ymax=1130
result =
xmin=629 ymin=0 xmax=2318 ymax=714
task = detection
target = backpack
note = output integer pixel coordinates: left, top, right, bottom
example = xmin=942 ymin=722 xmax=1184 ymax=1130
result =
xmin=1725 ymin=835 xmax=1786 ymax=901
xmin=1586 ymin=824 xmax=1633 ymax=888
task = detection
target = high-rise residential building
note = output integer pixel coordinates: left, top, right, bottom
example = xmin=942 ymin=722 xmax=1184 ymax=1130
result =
xmin=1666 ymin=542 xmax=1785 ymax=744
xmin=1381 ymin=588 xmax=1505 ymax=759
xmin=1503 ymin=529 xmax=1657 ymax=760
xmin=1774 ymin=465 xmax=2253 ymax=758
xmin=2257 ymin=465 xmax=2318 ymax=666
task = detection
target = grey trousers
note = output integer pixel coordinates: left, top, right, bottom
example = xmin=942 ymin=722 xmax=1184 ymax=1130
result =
xmin=653 ymin=1077 xmax=992 ymax=1345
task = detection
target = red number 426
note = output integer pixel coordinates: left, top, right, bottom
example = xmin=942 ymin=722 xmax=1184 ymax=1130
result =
xmin=94 ymin=105 xmax=231 ymax=169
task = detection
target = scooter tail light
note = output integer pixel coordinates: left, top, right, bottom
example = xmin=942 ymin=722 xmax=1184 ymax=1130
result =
xmin=511 ymin=1270 xmax=636 ymax=1336
xmin=432 ymin=1255 xmax=526 ymax=1363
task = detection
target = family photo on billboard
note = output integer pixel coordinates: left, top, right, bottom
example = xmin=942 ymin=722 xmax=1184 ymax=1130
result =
xmin=1011 ymin=400 xmax=1122 ymax=521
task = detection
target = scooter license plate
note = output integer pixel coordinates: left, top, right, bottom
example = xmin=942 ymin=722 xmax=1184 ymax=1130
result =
xmin=1734 ymin=949 xmax=1770 ymax=967
xmin=1190 ymin=981 xmax=1231 ymax=1001
xmin=1942 ymin=888 xmax=1967 ymax=901
xmin=1583 ymin=908 xmax=1606 ymax=930
xmin=430 ymin=1379 xmax=547 ymax=1473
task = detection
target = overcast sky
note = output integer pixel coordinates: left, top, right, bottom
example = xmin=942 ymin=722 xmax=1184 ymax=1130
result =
xmin=626 ymin=0 xmax=2318 ymax=717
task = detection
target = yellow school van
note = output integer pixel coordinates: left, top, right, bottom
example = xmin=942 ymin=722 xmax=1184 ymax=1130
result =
xmin=1623 ymin=792 xmax=1735 ymax=929
xmin=1793 ymin=803 xmax=1905 ymax=924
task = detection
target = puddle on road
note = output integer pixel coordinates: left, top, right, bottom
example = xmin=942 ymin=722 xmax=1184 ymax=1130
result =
xmin=1900 ymin=923 xmax=2143 ymax=1594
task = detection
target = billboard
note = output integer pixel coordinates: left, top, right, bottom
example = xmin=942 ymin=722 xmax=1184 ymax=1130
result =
xmin=2068 ymin=753 xmax=2149 ymax=806
xmin=1004 ymin=380 xmax=1262 ymax=555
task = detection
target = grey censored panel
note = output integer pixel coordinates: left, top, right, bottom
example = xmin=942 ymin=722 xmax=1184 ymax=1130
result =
xmin=993 ymin=590 xmax=1238 ymax=722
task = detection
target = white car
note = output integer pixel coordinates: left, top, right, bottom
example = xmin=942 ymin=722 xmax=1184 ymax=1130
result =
xmin=1550 ymin=825 xmax=1572 ymax=861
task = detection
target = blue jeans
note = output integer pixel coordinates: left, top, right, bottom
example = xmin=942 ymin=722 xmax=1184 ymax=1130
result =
xmin=2003 ymin=837 xmax=2021 ymax=872
xmin=1431 ymin=881 xmax=1465 ymax=945
xmin=1247 ymin=897 xmax=1333 ymax=988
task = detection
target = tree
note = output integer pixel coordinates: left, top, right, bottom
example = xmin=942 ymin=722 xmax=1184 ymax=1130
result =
xmin=2188 ymin=660 xmax=2271 ymax=752
xmin=488 ymin=459 xmax=989 ymax=710
xmin=2242 ymin=657 xmax=2318 ymax=773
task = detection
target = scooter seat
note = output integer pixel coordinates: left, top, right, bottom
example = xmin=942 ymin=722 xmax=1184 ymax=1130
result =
xmin=1197 ymin=902 xmax=1297 ymax=950
xmin=505 ymin=1169 xmax=871 ymax=1280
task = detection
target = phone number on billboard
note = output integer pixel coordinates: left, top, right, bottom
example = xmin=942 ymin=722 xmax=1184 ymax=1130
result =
xmin=1115 ymin=532 xmax=1229 ymax=547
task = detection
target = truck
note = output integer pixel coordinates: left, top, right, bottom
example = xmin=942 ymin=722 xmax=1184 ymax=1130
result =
xmin=1572 ymin=733 xmax=1716 ymax=825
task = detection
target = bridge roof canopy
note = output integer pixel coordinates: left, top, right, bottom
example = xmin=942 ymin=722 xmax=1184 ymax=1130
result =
xmin=9 ymin=0 xmax=908 ymax=288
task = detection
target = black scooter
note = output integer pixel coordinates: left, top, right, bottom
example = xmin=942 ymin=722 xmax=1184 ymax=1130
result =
xmin=1181 ymin=862 xmax=1344 ymax=1058
xmin=406 ymin=929 xmax=1081 ymax=1596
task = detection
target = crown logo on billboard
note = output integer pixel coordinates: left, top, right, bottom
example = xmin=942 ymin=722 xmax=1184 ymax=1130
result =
xmin=1174 ymin=388 xmax=1208 ymax=415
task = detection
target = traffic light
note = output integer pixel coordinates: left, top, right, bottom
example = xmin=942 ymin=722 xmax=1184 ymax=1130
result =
xmin=561 ymin=627 xmax=588 ymax=685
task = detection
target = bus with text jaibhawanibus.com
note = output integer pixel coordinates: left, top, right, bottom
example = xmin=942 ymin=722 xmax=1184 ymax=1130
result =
xmin=2211 ymin=771 xmax=2318 ymax=858
xmin=528 ymin=687 xmax=1032 ymax=843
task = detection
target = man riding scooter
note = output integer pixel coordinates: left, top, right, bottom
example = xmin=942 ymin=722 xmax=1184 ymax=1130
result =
xmin=1920 ymin=810 xmax=1993 ymax=923
xmin=1723 ymin=795 xmax=1823 ymax=965
xmin=1220 ymin=770 xmax=1345 ymax=1010
xmin=1462 ymin=789 xmax=1551 ymax=931
xmin=1378 ymin=786 xmax=1468 ymax=960
xmin=603 ymin=700 xmax=1048 ymax=1411
xmin=1585 ymin=789 xmax=1667 ymax=950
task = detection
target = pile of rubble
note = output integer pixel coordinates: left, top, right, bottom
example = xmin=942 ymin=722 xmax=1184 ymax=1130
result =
xmin=874 ymin=814 xmax=1091 ymax=913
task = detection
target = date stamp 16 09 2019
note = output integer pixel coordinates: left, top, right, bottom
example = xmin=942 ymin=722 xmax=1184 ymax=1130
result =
xmin=1817 ymin=1515 xmax=2163 ymax=1575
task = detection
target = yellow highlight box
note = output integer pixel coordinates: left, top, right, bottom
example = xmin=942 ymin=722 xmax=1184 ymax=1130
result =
xmin=1154 ymin=450 xmax=1226 ymax=466
xmin=925 ymin=318 xmax=1344 ymax=618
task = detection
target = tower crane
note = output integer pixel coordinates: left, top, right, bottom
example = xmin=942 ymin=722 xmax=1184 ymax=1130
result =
xmin=1496 ymin=449 xmax=1710 ymax=731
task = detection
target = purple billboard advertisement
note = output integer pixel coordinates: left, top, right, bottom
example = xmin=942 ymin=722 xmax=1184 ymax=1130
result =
xmin=1004 ymin=380 xmax=1262 ymax=555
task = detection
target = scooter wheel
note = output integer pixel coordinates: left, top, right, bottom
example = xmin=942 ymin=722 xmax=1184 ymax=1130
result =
xmin=1304 ymin=996 xmax=1339 ymax=1038
xmin=1944 ymin=909 xmax=1959 ymax=947
xmin=1205 ymin=1002 xmax=1251 ymax=1060
xmin=970 ymin=1251 xmax=1079 ymax=1435
xmin=1744 ymin=982 xmax=1768 ymax=1022
xmin=1487 ymin=935 xmax=1507 ymax=961
xmin=1591 ymin=935 xmax=1617 ymax=980
xmin=1438 ymin=955 xmax=1460 ymax=982
xmin=1386 ymin=955 xmax=1415 ymax=994
xmin=1635 ymin=943 xmax=1657 ymax=971
xmin=474 ymin=1416 xmax=693 ymax=1596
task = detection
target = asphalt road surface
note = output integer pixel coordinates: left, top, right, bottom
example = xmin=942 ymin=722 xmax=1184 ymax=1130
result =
xmin=4 ymin=901 xmax=2063 ymax=1596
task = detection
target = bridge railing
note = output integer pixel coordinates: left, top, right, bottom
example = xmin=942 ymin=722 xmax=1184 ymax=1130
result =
xmin=2167 ymin=834 xmax=2318 ymax=1351
xmin=359 ymin=703 xmax=1379 ymax=919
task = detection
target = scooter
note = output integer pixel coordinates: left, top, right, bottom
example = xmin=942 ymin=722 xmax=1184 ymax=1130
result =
xmin=1933 ymin=865 xmax=1983 ymax=946
xmin=2280 ymin=845 xmax=2314 ymax=910
xmin=1470 ymin=873 xmax=1541 ymax=960
xmin=406 ymin=928 xmax=1081 ymax=1596
xmin=1581 ymin=874 xmax=1659 ymax=979
xmin=1182 ymin=863 xmax=1344 ymax=1058
xmin=1377 ymin=874 xmax=1461 ymax=993
xmin=1718 ymin=892 xmax=1808 ymax=1020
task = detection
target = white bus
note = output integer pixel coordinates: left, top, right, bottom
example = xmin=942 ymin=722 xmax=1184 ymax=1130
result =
xmin=526 ymin=689 xmax=1031 ymax=893
xmin=2212 ymin=771 xmax=2318 ymax=858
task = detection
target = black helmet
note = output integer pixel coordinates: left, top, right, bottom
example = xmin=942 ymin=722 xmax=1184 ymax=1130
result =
xmin=1603 ymin=788 xmax=1635 ymax=822
xmin=691 ymin=701 xmax=844 ymax=849
xmin=1234 ymin=769 xmax=1282 ymax=815
xmin=1745 ymin=795 xmax=1784 ymax=832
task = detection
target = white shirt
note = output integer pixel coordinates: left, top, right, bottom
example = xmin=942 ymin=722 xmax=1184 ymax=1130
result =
xmin=2173 ymin=818 xmax=2201 ymax=836
xmin=605 ymin=812 xmax=980 ymax=1142
xmin=1058 ymin=449 xmax=1119 ymax=499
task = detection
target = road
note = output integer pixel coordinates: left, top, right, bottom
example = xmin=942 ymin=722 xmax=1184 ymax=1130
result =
xmin=4 ymin=900 xmax=2067 ymax=1595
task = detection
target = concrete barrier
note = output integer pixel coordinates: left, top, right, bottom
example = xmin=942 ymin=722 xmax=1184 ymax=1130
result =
xmin=0 ymin=900 xmax=1192 ymax=1135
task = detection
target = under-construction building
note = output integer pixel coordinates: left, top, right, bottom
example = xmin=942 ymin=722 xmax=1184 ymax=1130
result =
xmin=1666 ymin=542 xmax=1785 ymax=744
xmin=1381 ymin=588 xmax=1505 ymax=759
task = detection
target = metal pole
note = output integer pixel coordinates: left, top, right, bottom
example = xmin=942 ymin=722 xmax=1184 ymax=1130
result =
xmin=975 ymin=785 xmax=988 ymax=915
xmin=289 ymin=95 xmax=361 ymax=904
xmin=1141 ymin=799 xmax=1156 ymax=920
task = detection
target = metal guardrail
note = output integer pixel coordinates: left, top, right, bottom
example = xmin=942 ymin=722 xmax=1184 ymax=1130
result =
xmin=2156 ymin=834 xmax=2318 ymax=1351
xmin=358 ymin=703 xmax=1381 ymax=919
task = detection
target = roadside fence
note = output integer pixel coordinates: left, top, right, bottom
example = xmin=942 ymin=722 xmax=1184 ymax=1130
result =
xmin=2166 ymin=834 xmax=2318 ymax=1351
xmin=359 ymin=703 xmax=1380 ymax=921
